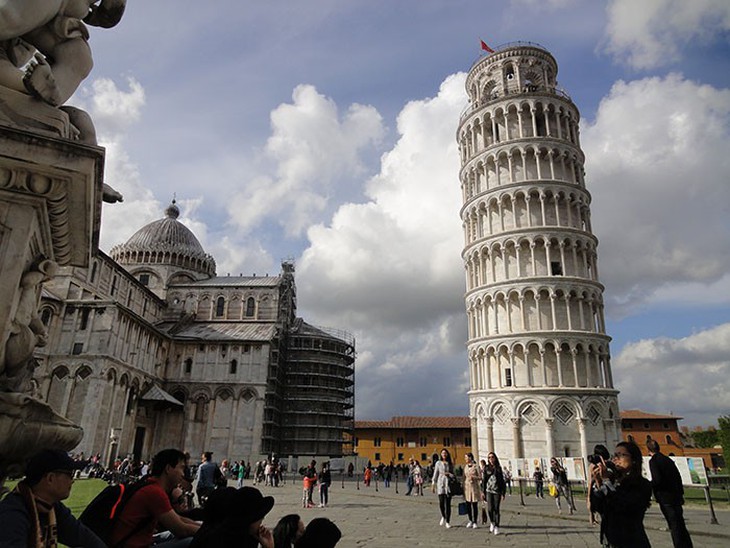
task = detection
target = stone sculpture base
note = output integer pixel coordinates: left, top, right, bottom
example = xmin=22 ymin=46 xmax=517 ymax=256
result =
xmin=0 ymin=393 xmax=83 ymax=482
xmin=0 ymin=112 xmax=104 ymax=488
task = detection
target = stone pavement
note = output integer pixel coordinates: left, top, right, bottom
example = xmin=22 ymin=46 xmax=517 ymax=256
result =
xmin=245 ymin=477 xmax=730 ymax=547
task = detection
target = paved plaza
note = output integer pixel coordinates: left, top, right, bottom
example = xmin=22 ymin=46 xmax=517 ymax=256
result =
xmin=246 ymin=477 xmax=730 ymax=547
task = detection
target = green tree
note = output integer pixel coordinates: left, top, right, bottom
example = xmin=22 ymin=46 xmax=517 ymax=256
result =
xmin=718 ymin=415 xmax=730 ymax=465
xmin=692 ymin=428 xmax=719 ymax=448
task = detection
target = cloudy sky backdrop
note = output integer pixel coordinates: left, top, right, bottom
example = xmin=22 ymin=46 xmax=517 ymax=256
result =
xmin=73 ymin=0 xmax=730 ymax=428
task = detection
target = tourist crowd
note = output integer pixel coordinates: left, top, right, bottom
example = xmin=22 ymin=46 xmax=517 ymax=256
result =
xmin=0 ymin=439 xmax=694 ymax=547
xmin=0 ymin=448 xmax=341 ymax=548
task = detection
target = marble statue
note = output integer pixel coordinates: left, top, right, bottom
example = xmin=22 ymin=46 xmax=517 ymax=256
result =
xmin=1 ymin=259 xmax=58 ymax=393
xmin=0 ymin=0 xmax=126 ymax=107
xmin=0 ymin=0 xmax=129 ymax=203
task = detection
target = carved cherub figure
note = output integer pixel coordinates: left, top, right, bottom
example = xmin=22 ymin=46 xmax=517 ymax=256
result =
xmin=0 ymin=0 xmax=126 ymax=202
xmin=2 ymin=260 xmax=59 ymax=393
xmin=0 ymin=0 xmax=126 ymax=106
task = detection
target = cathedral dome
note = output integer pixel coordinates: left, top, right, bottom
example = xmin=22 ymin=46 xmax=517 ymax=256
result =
xmin=110 ymin=201 xmax=216 ymax=278
xmin=124 ymin=201 xmax=205 ymax=255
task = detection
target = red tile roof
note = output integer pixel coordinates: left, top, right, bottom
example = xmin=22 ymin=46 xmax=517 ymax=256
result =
xmin=620 ymin=409 xmax=683 ymax=420
xmin=355 ymin=416 xmax=470 ymax=429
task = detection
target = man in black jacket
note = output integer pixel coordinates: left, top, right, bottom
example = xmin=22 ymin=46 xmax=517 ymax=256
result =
xmin=647 ymin=439 xmax=693 ymax=547
xmin=0 ymin=449 xmax=106 ymax=547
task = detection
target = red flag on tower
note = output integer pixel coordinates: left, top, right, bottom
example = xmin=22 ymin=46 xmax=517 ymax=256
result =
xmin=480 ymin=40 xmax=494 ymax=53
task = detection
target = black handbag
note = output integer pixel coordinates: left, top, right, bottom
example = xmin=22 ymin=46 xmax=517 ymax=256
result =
xmin=448 ymin=476 xmax=463 ymax=496
xmin=458 ymin=501 xmax=468 ymax=515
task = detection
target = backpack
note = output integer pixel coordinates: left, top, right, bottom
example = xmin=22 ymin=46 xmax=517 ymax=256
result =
xmin=79 ymin=477 xmax=154 ymax=546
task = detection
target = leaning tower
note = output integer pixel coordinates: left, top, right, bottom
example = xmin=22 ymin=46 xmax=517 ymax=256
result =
xmin=458 ymin=42 xmax=620 ymax=462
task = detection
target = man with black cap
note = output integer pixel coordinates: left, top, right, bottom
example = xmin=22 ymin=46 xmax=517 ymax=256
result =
xmin=0 ymin=448 xmax=106 ymax=547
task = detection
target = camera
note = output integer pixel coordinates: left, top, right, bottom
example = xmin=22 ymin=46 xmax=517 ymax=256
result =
xmin=587 ymin=454 xmax=616 ymax=475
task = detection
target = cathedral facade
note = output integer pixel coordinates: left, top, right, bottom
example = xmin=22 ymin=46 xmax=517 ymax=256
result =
xmin=32 ymin=202 xmax=355 ymax=464
xmin=458 ymin=43 xmax=620 ymax=461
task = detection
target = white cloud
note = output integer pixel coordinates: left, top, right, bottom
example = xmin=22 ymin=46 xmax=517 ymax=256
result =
xmin=295 ymin=73 xmax=469 ymax=418
xmin=69 ymin=77 xmax=161 ymax=251
xmin=604 ymin=0 xmax=730 ymax=69
xmin=582 ymin=73 xmax=730 ymax=315
xmin=227 ymin=85 xmax=385 ymax=237
xmin=298 ymin=73 xmax=466 ymax=328
xmin=79 ymin=77 xmax=146 ymax=137
xmin=613 ymin=323 xmax=730 ymax=425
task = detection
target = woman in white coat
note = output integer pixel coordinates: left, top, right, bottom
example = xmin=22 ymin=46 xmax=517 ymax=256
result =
xmin=431 ymin=448 xmax=455 ymax=528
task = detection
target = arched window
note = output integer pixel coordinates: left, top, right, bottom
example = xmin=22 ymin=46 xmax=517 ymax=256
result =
xmin=194 ymin=397 xmax=206 ymax=422
xmin=245 ymin=297 xmax=255 ymax=317
xmin=126 ymin=386 xmax=138 ymax=415
xmin=215 ymin=296 xmax=225 ymax=317
xmin=41 ymin=308 xmax=53 ymax=326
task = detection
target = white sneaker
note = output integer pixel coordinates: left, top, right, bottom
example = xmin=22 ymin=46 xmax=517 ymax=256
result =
xmin=472 ymin=522 xmax=478 ymax=529
xmin=439 ymin=517 xmax=445 ymax=526
xmin=489 ymin=523 xmax=494 ymax=533
xmin=494 ymin=526 xmax=500 ymax=535
xmin=445 ymin=522 xmax=451 ymax=529
xmin=466 ymin=521 xmax=473 ymax=528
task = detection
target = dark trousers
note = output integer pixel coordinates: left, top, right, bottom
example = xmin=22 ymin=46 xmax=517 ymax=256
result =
xmin=466 ymin=501 xmax=478 ymax=523
xmin=487 ymin=492 xmax=501 ymax=526
xmin=320 ymin=484 xmax=329 ymax=505
xmin=438 ymin=494 xmax=452 ymax=522
xmin=660 ymin=503 xmax=693 ymax=548
xmin=535 ymin=480 xmax=544 ymax=498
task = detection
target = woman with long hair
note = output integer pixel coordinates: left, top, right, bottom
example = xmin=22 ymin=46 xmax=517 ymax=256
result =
xmin=550 ymin=457 xmax=575 ymax=515
xmin=431 ymin=448 xmax=455 ymax=528
xmin=590 ymin=441 xmax=652 ymax=547
xmin=273 ymin=514 xmax=304 ymax=548
xmin=462 ymin=452 xmax=482 ymax=529
xmin=412 ymin=460 xmax=424 ymax=496
xmin=481 ymin=452 xmax=506 ymax=535
xmin=318 ymin=462 xmax=331 ymax=507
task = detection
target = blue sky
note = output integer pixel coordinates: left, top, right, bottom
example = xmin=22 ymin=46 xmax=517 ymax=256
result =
xmin=75 ymin=0 xmax=730 ymax=428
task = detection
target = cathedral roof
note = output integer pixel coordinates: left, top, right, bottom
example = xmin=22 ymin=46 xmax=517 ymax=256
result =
xmin=122 ymin=201 xmax=206 ymax=255
xmin=156 ymin=321 xmax=276 ymax=342
xmin=110 ymin=200 xmax=216 ymax=277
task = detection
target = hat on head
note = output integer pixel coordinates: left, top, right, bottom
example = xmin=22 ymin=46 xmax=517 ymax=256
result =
xmin=235 ymin=486 xmax=275 ymax=524
xmin=296 ymin=518 xmax=342 ymax=548
xmin=25 ymin=449 xmax=85 ymax=484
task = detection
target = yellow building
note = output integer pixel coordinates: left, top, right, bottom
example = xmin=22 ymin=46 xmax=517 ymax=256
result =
xmin=354 ymin=416 xmax=472 ymax=466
